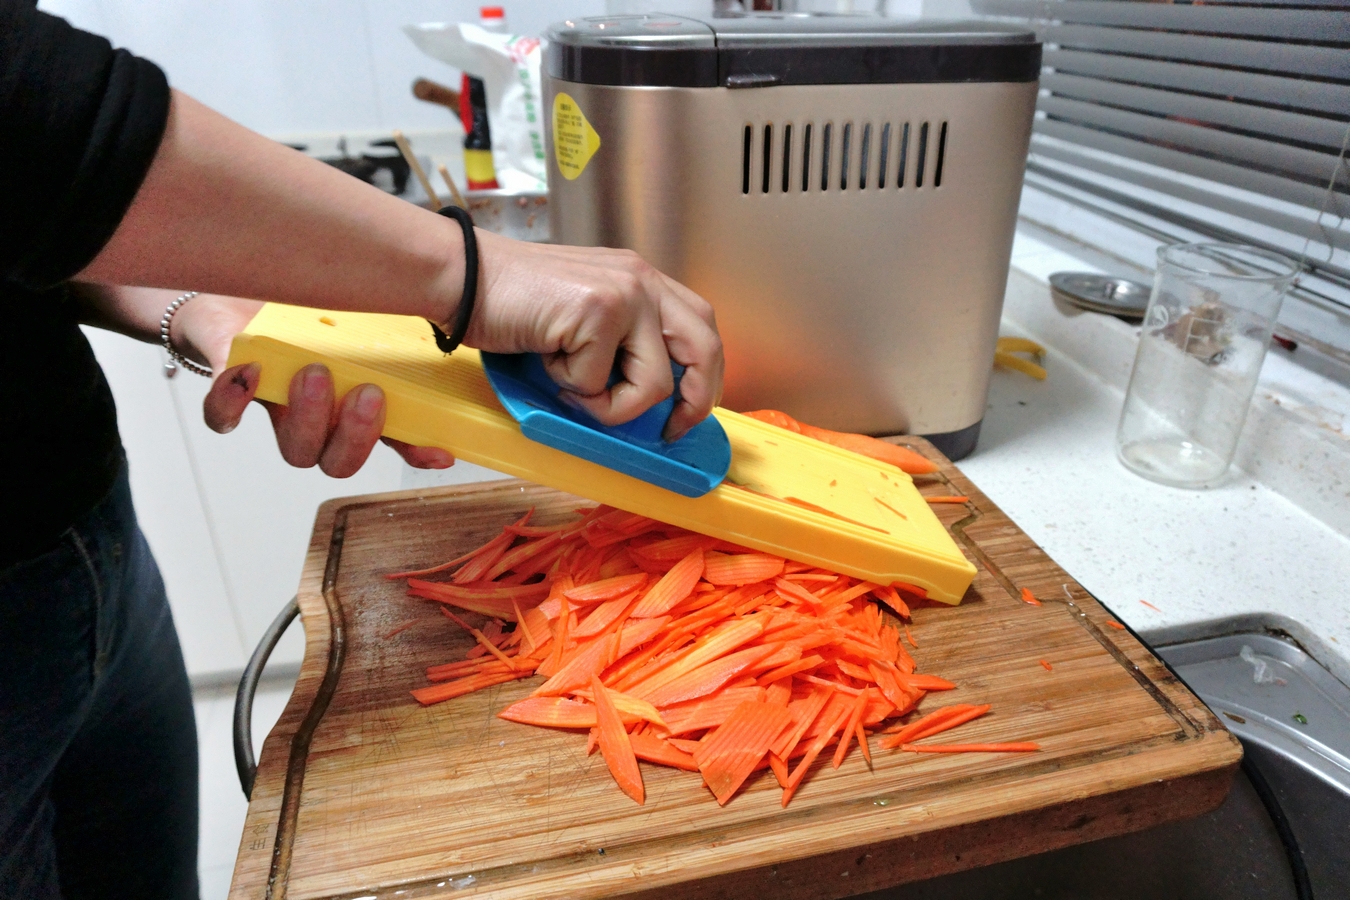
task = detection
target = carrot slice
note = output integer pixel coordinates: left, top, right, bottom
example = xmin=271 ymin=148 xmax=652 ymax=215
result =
xmin=644 ymin=643 xmax=779 ymax=708
xmin=571 ymin=590 xmax=642 ymax=639
xmin=564 ymin=572 xmax=649 ymax=604
xmin=1020 ymin=587 xmax=1043 ymax=606
xmin=702 ymin=552 xmax=786 ymax=586
xmin=591 ymin=676 xmax=644 ymax=804
xmin=629 ymin=732 xmax=699 ymax=772
xmin=624 ymin=617 xmax=766 ymax=699
xmin=410 ymin=669 xmax=527 ymax=706
xmin=694 ymin=701 xmax=794 ymax=805
xmin=1107 ymin=621 xmax=1127 ymax=630
xmin=1039 ymin=659 xmax=1053 ymax=671
xmin=401 ymin=502 xmax=1008 ymax=809
xmin=571 ymin=689 xmax=669 ymax=730
xmin=630 ymin=549 xmax=705 ymax=617
xmin=498 ymin=696 xmax=595 ymax=729
xmin=660 ymin=687 xmax=767 ymax=737
xmin=534 ymin=617 xmax=668 ymax=697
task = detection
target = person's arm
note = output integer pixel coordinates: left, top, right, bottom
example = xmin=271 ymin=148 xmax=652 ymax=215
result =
xmin=79 ymin=91 xmax=723 ymax=438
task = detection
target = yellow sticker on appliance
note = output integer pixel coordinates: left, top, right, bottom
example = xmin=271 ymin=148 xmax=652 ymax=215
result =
xmin=553 ymin=93 xmax=601 ymax=181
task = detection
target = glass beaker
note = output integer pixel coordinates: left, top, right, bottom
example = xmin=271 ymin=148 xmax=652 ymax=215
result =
xmin=1116 ymin=243 xmax=1299 ymax=488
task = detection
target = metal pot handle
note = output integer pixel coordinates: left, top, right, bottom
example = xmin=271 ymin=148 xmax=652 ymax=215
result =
xmin=233 ymin=596 xmax=300 ymax=799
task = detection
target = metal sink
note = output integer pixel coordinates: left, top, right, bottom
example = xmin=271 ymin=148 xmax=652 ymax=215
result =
xmin=856 ymin=629 xmax=1350 ymax=900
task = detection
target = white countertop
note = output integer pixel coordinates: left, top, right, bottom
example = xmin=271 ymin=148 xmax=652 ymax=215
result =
xmin=960 ymin=228 xmax=1350 ymax=685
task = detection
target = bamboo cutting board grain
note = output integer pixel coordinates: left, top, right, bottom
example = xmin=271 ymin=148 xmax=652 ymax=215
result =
xmin=228 ymin=438 xmax=1241 ymax=900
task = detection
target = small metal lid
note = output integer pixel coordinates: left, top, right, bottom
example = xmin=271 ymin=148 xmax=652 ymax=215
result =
xmin=545 ymin=13 xmax=1040 ymax=88
xmin=1049 ymin=272 xmax=1152 ymax=319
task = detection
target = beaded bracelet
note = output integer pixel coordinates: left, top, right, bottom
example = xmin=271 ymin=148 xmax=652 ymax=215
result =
xmin=160 ymin=291 xmax=213 ymax=377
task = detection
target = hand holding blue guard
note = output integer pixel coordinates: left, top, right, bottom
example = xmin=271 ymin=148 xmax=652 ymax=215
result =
xmin=480 ymin=352 xmax=731 ymax=497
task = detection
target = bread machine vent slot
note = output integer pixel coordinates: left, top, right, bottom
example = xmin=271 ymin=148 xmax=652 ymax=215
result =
xmin=762 ymin=124 xmax=773 ymax=193
xmin=801 ymin=123 xmax=813 ymax=192
xmin=934 ymin=121 xmax=948 ymax=188
xmin=742 ymin=124 xmax=752 ymax=195
xmin=740 ymin=119 xmax=948 ymax=195
xmin=916 ymin=121 xmax=929 ymax=188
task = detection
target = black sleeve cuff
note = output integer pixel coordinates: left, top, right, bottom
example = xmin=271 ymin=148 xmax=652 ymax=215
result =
xmin=1 ymin=3 xmax=171 ymax=289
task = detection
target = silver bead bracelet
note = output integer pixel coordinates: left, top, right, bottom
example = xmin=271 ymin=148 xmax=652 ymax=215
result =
xmin=160 ymin=291 xmax=214 ymax=377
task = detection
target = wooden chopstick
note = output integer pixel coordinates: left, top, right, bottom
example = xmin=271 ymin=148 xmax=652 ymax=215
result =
xmin=391 ymin=130 xmax=441 ymax=209
xmin=437 ymin=163 xmax=467 ymax=210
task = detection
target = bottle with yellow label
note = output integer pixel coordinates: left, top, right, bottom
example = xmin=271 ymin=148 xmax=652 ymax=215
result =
xmin=459 ymin=6 xmax=505 ymax=190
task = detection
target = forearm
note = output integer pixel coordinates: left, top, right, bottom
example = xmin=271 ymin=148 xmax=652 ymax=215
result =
xmin=70 ymin=283 xmax=262 ymax=372
xmin=77 ymin=91 xmax=463 ymax=326
xmin=69 ymin=283 xmax=176 ymax=342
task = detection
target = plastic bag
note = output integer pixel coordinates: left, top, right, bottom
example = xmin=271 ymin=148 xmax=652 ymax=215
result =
xmin=404 ymin=22 xmax=547 ymax=192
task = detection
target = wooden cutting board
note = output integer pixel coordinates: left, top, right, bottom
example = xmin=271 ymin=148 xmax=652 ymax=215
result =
xmin=228 ymin=438 xmax=1240 ymax=900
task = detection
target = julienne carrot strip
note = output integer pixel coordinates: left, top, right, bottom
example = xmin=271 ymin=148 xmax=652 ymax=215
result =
xmin=782 ymin=702 xmax=852 ymax=807
xmin=510 ymin=598 xmax=534 ymax=654
xmin=1020 ymin=587 xmax=1043 ymax=606
xmin=901 ymin=705 xmax=992 ymax=744
xmin=832 ymin=689 xmax=871 ymax=769
xmin=1039 ymin=659 xmax=1053 ymax=671
xmin=397 ymin=503 xmax=1030 ymax=808
xmin=440 ymin=609 xmax=530 ymax=671
xmin=873 ymin=584 xmax=910 ymax=618
xmin=1106 ymin=621 xmax=1127 ymax=630
xmin=855 ymin=718 xmax=872 ymax=765
xmin=924 ymin=496 xmax=970 ymax=505
xmin=877 ymin=704 xmax=988 ymax=748
xmin=385 ymin=509 xmax=533 ymax=580
xmin=381 ymin=620 xmax=420 ymax=640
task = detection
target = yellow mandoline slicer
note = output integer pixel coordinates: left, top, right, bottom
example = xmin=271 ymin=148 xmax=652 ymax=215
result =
xmin=227 ymin=305 xmax=978 ymax=603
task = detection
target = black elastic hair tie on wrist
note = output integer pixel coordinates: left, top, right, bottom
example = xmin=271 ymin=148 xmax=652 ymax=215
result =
xmin=430 ymin=205 xmax=477 ymax=354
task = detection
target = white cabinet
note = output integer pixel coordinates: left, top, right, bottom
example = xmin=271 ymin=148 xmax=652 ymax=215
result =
xmin=165 ymin=373 xmax=405 ymax=669
xmin=86 ymin=329 xmax=407 ymax=677
xmin=83 ymin=329 xmax=248 ymax=677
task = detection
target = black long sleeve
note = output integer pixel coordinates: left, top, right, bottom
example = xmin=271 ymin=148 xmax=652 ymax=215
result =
xmin=1 ymin=0 xmax=171 ymax=568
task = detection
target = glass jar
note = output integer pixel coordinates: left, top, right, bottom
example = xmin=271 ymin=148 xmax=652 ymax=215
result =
xmin=1116 ymin=243 xmax=1299 ymax=488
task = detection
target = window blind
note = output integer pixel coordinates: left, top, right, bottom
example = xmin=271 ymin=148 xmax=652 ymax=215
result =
xmin=970 ymin=0 xmax=1350 ymax=358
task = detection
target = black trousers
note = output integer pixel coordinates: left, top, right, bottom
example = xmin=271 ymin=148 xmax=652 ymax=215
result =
xmin=0 ymin=465 xmax=198 ymax=899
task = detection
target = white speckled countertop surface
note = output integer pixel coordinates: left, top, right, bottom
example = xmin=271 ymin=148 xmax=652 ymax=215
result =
xmin=958 ymin=229 xmax=1350 ymax=685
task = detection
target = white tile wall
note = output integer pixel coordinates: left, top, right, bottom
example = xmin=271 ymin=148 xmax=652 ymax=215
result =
xmin=38 ymin=0 xmax=605 ymax=136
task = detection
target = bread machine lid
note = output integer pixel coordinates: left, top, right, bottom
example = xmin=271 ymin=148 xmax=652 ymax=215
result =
xmin=545 ymin=13 xmax=1040 ymax=88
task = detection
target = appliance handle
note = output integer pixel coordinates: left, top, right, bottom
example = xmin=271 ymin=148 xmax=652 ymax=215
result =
xmin=233 ymin=595 xmax=300 ymax=800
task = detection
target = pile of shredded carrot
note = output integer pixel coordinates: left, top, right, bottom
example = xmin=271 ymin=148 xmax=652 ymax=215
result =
xmin=391 ymin=503 xmax=1039 ymax=807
